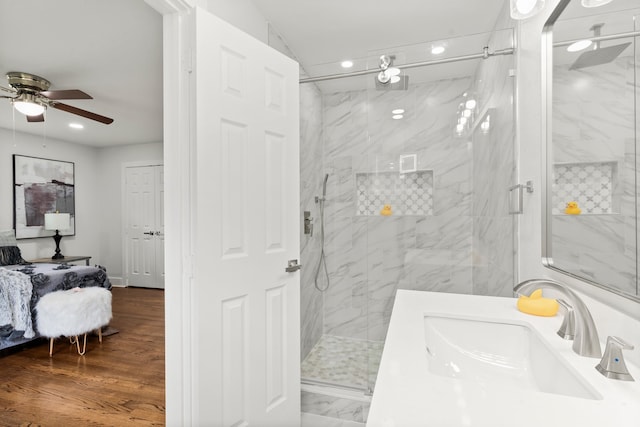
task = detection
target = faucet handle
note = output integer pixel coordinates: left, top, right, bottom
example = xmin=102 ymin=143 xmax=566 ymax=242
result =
xmin=556 ymin=299 xmax=576 ymax=340
xmin=595 ymin=336 xmax=635 ymax=381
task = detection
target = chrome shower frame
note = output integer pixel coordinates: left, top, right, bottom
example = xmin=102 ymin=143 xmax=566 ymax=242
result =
xmin=299 ymin=46 xmax=514 ymax=84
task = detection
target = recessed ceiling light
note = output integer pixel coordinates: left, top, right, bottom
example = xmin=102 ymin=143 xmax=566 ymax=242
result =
xmin=465 ymin=99 xmax=477 ymax=109
xmin=510 ymin=0 xmax=545 ymax=19
xmin=69 ymin=123 xmax=84 ymax=129
xmin=567 ymin=39 xmax=593 ymax=52
xmin=392 ymin=109 xmax=405 ymax=114
xmin=392 ymin=114 xmax=404 ymax=120
xmin=581 ymin=0 xmax=613 ymax=7
xmin=341 ymin=60 xmax=354 ymax=68
xmin=431 ymin=45 xmax=446 ymax=55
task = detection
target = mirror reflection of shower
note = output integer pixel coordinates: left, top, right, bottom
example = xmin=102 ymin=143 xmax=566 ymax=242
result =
xmin=569 ymin=23 xmax=631 ymax=70
xmin=314 ymin=173 xmax=330 ymax=292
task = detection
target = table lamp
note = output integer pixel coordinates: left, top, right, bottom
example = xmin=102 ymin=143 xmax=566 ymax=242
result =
xmin=44 ymin=212 xmax=70 ymax=259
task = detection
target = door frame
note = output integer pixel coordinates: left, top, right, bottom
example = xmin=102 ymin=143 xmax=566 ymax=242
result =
xmin=145 ymin=1 xmax=301 ymax=424
xmin=121 ymin=161 xmax=165 ymax=287
xmin=144 ymin=0 xmax=204 ymax=424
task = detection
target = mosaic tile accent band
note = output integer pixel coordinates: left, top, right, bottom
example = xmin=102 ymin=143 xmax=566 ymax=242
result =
xmin=356 ymin=170 xmax=434 ymax=216
xmin=552 ymin=162 xmax=616 ymax=215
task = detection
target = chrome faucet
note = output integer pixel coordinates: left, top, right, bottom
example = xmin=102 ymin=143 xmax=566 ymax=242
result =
xmin=514 ymin=279 xmax=602 ymax=358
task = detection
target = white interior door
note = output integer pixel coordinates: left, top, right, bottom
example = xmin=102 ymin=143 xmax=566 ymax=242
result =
xmin=193 ymin=8 xmax=300 ymax=426
xmin=125 ymin=165 xmax=165 ymax=289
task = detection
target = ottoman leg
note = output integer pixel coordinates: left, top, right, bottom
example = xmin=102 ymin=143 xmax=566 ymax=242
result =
xmin=49 ymin=338 xmax=54 ymax=357
xmin=75 ymin=334 xmax=88 ymax=356
xmin=98 ymin=327 xmax=102 ymax=343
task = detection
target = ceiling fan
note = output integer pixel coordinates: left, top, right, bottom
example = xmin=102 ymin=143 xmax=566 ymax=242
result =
xmin=0 ymin=71 xmax=114 ymax=124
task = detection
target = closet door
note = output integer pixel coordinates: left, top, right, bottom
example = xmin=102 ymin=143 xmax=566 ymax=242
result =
xmin=124 ymin=165 xmax=164 ymax=288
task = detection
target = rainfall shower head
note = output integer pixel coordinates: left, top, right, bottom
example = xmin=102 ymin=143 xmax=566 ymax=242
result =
xmin=375 ymin=54 xmax=409 ymax=90
xmin=375 ymin=75 xmax=409 ymax=90
xmin=569 ymin=43 xmax=631 ymax=70
xmin=570 ymin=23 xmax=631 ymax=70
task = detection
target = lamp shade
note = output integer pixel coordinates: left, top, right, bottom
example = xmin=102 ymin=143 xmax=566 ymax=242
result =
xmin=44 ymin=213 xmax=70 ymax=231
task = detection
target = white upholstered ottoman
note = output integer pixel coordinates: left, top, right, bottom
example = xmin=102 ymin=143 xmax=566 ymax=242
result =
xmin=36 ymin=287 xmax=112 ymax=356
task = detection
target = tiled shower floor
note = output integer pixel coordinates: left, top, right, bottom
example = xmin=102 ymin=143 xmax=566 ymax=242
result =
xmin=301 ymin=335 xmax=385 ymax=390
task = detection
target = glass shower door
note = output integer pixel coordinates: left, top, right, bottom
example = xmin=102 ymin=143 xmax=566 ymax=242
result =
xmin=362 ymin=28 xmax=516 ymax=393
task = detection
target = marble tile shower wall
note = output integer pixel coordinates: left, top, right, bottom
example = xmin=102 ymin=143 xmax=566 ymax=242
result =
xmin=551 ymin=56 xmax=636 ymax=295
xmin=321 ymin=78 xmax=477 ymax=341
xmin=300 ymin=81 xmax=325 ymax=360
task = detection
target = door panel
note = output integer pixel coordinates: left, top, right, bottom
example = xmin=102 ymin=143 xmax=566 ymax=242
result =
xmin=193 ymin=8 xmax=300 ymax=426
xmin=125 ymin=165 xmax=164 ymax=288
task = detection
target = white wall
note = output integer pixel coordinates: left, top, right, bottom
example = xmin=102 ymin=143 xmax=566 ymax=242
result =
xmin=0 ymin=127 xmax=163 ymax=286
xmin=96 ymin=142 xmax=163 ymax=285
xmin=0 ymin=128 xmax=102 ymax=262
xmin=206 ymin=0 xmax=268 ymax=43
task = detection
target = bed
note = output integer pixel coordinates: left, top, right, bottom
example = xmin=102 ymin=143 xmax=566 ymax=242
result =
xmin=0 ymin=230 xmax=111 ymax=351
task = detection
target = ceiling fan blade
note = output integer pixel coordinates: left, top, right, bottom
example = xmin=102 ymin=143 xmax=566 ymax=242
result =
xmin=40 ymin=89 xmax=92 ymax=100
xmin=26 ymin=114 xmax=45 ymax=122
xmin=0 ymin=85 xmax=16 ymax=95
xmin=51 ymin=102 xmax=114 ymax=124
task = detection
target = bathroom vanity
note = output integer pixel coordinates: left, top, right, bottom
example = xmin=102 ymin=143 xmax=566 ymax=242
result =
xmin=367 ymin=290 xmax=640 ymax=427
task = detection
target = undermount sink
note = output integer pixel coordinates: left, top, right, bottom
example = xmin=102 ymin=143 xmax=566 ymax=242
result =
xmin=423 ymin=314 xmax=601 ymax=400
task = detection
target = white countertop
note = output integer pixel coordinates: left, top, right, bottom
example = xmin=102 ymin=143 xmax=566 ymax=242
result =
xmin=367 ymin=290 xmax=640 ymax=427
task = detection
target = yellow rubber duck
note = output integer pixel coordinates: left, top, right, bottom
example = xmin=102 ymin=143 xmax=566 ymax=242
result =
xmin=517 ymin=289 xmax=559 ymax=317
xmin=564 ymin=201 xmax=581 ymax=215
xmin=380 ymin=204 xmax=392 ymax=216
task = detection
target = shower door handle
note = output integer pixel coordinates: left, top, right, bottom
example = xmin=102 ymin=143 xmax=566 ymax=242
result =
xmin=508 ymin=181 xmax=534 ymax=215
xmin=285 ymin=259 xmax=302 ymax=272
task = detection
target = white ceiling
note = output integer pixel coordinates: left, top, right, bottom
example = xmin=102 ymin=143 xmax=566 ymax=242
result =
xmin=0 ymin=0 xmax=162 ymax=147
xmin=0 ymin=0 xmax=513 ymax=147
xmin=251 ymin=0 xmax=507 ymax=68
xmin=0 ymin=0 xmax=512 ymax=147
xmin=4 ymin=1 xmax=635 ymax=149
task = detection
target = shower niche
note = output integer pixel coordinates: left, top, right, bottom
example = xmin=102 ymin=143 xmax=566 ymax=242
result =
xmin=355 ymin=169 xmax=434 ymax=216
xmin=551 ymin=161 xmax=619 ymax=215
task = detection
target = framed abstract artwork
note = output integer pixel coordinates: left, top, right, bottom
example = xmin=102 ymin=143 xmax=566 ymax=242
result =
xmin=13 ymin=155 xmax=76 ymax=239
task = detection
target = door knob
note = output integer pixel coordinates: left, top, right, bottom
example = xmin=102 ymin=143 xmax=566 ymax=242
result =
xmin=285 ymin=259 xmax=302 ymax=272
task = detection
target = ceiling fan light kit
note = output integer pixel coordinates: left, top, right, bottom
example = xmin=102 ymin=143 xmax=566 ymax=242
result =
xmin=12 ymin=93 xmax=46 ymax=116
xmin=1 ymin=71 xmax=114 ymax=125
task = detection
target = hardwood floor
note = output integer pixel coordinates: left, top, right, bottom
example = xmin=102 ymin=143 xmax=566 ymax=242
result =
xmin=0 ymin=287 xmax=165 ymax=426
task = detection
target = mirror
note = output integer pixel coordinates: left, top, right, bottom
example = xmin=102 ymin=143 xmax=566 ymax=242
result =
xmin=543 ymin=0 xmax=640 ymax=301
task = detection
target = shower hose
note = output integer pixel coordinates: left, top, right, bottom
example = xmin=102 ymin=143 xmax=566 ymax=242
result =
xmin=314 ymin=175 xmax=330 ymax=292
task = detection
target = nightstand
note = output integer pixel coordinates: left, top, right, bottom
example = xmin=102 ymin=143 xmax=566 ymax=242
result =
xmin=29 ymin=256 xmax=92 ymax=266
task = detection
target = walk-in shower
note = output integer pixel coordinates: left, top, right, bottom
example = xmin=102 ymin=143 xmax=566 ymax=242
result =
xmin=298 ymin=26 xmax=517 ymax=411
